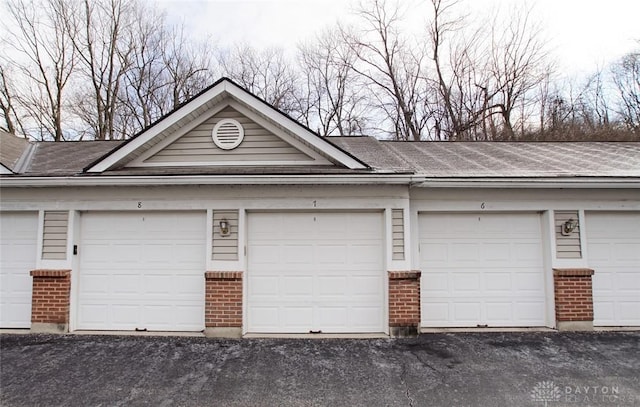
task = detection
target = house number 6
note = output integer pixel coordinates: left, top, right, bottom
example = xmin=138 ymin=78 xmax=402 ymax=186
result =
xmin=480 ymin=202 xmax=485 ymax=209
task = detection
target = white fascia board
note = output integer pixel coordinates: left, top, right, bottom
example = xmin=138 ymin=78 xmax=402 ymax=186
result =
xmin=225 ymin=84 xmax=367 ymax=170
xmin=413 ymin=177 xmax=640 ymax=188
xmin=0 ymin=174 xmax=414 ymax=187
xmin=86 ymin=81 xmax=228 ymax=173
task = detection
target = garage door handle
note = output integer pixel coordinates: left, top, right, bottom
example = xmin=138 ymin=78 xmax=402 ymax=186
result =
xmin=309 ymin=330 xmax=322 ymax=334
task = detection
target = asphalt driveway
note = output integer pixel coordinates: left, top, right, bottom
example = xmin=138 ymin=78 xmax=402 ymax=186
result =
xmin=1 ymin=331 xmax=638 ymax=407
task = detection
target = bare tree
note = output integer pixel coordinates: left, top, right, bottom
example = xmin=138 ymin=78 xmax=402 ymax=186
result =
xmin=486 ymin=4 xmax=551 ymax=140
xmin=345 ymin=0 xmax=432 ymax=140
xmin=4 ymin=0 xmax=76 ymax=141
xmin=297 ymin=26 xmax=367 ymax=136
xmin=117 ymin=4 xmax=166 ymax=132
xmin=0 ymin=64 xmax=27 ymax=135
xmin=63 ymin=0 xmax=136 ymax=140
xmin=161 ymin=24 xmax=217 ymax=112
xmin=429 ymin=0 xmax=469 ymax=140
xmin=219 ymin=45 xmax=298 ymax=114
xmin=611 ymin=48 xmax=640 ymax=134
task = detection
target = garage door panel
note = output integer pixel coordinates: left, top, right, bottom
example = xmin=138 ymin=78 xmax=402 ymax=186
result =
xmin=317 ymin=245 xmax=347 ymax=263
xmin=421 ymin=243 xmax=447 ymax=263
xmin=514 ymin=301 xmax=546 ymax=321
xmin=452 ymin=243 xmax=479 ymax=262
xmin=248 ymin=212 xmax=384 ymax=333
xmin=284 ymin=307 xmax=313 ymax=327
xmin=249 ymin=276 xmax=279 ymax=297
xmin=318 ymin=307 xmax=348 ymax=327
xmin=483 ymin=244 xmax=510 ymax=261
xmin=112 ymin=274 xmax=140 ymax=292
xmin=453 ymin=273 xmax=480 ymax=291
xmin=485 ymin=273 xmax=511 ymax=291
xmin=514 ymin=243 xmax=542 ymax=262
xmin=1 ymin=212 xmax=38 ymax=328
xmin=111 ymin=306 xmax=138 ymax=325
xmin=283 ymin=276 xmax=313 ymax=296
xmin=423 ymin=273 xmax=448 ymax=293
xmin=485 ymin=302 xmax=512 ymax=321
xmin=618 ymin=273 xmax=640 ymax=290
xmin=79 ymin=304 xmax=108 ymax=325
xmin=589 ymin=212 xmax=640 ymax=326
xmin=613 ymin=244 xmax=639 ymax=262
xmin=318 ymin=276 xmax=346 ymax=295
xmin=350 ymin=244 xmax=383 ymax=265
xmin=351 ymin=276 xmax=382 ymax=296
xmin=420 ymin=213 xmax=546 ymax=328
xmin=350 ymin=307 xmax=383 ymax=327
xmin=515 ymin=272 xmax=545 ymax=290
xmin=78 ymin=212 xmax=205 ymax=331
xmin=618 ymin=303 xmax=640 ymax=324
xmin=454 ymin=303 xmax=481 ymax=322
xmin=283 ymin=244 xmax=313 ymax=263
xmin=422 ymin=302 xmax=449 ymax=323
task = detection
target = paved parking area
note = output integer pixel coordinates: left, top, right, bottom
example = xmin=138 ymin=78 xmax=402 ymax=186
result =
xmin=1 ymin=331 xmax=639 ymax=406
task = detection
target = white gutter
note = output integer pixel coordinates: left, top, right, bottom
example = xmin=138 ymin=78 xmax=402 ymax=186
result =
xmin=413 ymin=177 xmax=640 ymax=189
xmin=1 ymin=175 xmax=638 ymax=188
xmin=0 ymin=174 xmax=415 ymax=187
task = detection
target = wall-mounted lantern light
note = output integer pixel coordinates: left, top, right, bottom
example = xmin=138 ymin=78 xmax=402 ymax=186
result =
xmin=219 ymin=219 xmax=230 ymax=237
xmin=561 ymin=218 xmax=578 ymax=236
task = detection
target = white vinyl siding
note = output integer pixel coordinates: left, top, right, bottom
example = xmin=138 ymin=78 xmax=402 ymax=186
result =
xmin=555 ymin=210 xmax=581 ymax=259
xmin=587 ymin=212 xmax=640 ymax=326
xmin=42 ymin=210 xmax=69 ymax=260
xmin=392 ymin=209 xmax=405 ymax=260
xmin=77 ymin=211 xmax=206 ymax=331
xmin=146 ymin=106 xmax=312 ymax=163
xmin=0 ymin=212 xmax=38 ymax=328
xmin=212 ymin=210 xmax=239 ymax=261
xmin=420 ymin=213 xmax=546 ymax=328
xmin=247 ymin=212 xmax=385 ymax=334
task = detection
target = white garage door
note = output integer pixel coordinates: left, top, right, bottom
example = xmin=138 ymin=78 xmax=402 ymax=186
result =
xmin=0 ymin=212 xmax=37 ymax=328
xmin=420 ymin=213 xmax=547 ymax=327
xmin=248 ymin=212 xmax=384 ymax=333
xmin=587 ymin=212 xmax=640 ymax=326
xmin=78 ymin=212 xmax=206 ymax=331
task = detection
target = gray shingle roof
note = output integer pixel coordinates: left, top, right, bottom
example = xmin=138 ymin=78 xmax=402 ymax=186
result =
xmin=23 ymin=141 xmax=124 ymax=176
xmin=332 ymin=137 xmax=640 ymax=178
xmin=2 ymin=135 xmax=639 ymax=179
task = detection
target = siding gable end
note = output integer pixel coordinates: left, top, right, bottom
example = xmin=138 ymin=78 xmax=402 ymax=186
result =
xmin=129 ymin=105 xmax=331 ymax=167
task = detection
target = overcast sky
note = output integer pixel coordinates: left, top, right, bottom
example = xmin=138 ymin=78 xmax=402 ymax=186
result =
xmin=156 ymin=0 xmax=640 ymax=77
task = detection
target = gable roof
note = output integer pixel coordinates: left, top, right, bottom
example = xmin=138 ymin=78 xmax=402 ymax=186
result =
xmin=85 ymin=78 xmax=367 ymax=172
xmin=0 ymin=77 xmax=638 ymax=187
xmin=3 ymin=135 xmax=639 ymax=187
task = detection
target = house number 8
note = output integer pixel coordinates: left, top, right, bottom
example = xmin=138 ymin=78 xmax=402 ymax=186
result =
xmin=137 ymin=202 xmax=142 ymax=208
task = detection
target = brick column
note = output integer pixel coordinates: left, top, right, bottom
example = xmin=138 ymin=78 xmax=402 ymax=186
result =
xmin=204 ymin=271 xmax=243 ymax=338
xmin=553 ymin=268 xmax=595 ymax=331
xmin=388 ymin=270 xmax=421 ymax=337
xmin=30 ymin=269 xmax=71 ymax=333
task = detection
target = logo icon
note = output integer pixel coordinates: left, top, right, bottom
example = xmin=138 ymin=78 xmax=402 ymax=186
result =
xmin=531 ymin=381 xmax=562 ymax=406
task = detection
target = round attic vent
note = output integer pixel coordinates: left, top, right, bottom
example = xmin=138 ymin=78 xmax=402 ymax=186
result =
xmin=212 ymin=119 xmax=244 ymax=150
